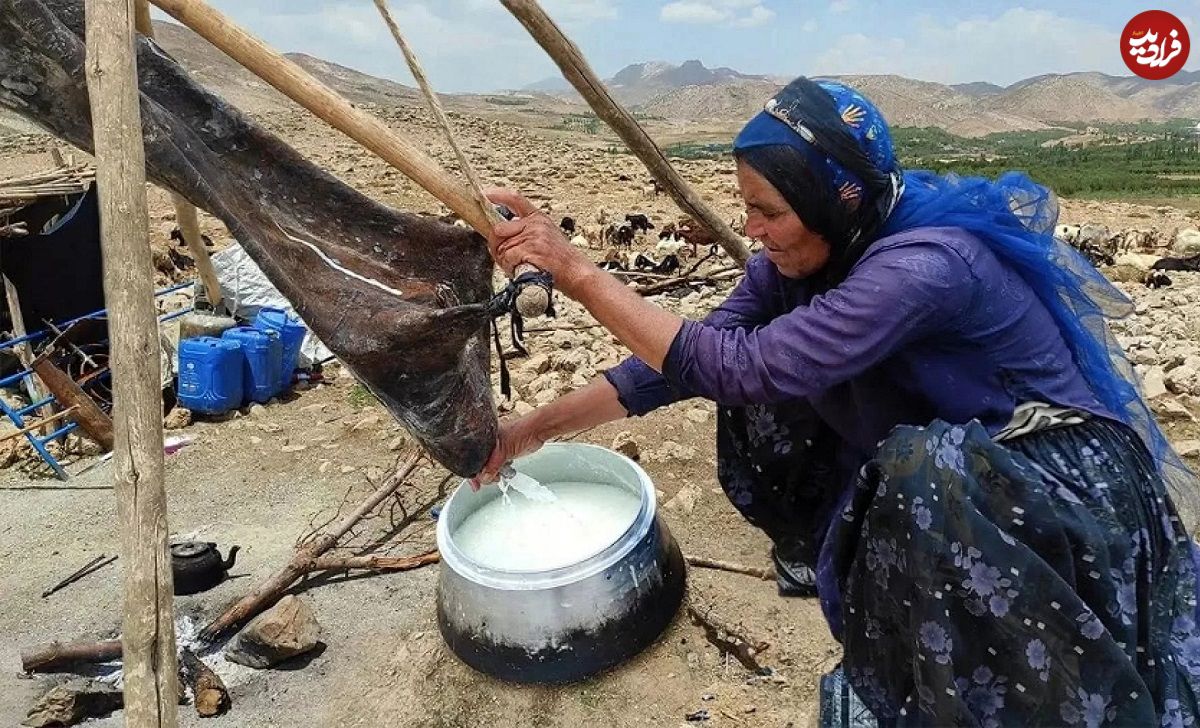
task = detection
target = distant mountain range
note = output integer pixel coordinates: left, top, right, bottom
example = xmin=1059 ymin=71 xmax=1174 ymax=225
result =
xmin=11 ymin=22 xmax=1183 ymax=143
xmin=525 ymin=60 xmax=1200 ymax=136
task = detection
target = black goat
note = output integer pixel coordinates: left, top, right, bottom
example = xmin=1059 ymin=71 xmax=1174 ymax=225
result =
xmin=170 ymin=226 xmax=214 ymax=248
xmin=625 ymin=214 xmax=654 ymax=233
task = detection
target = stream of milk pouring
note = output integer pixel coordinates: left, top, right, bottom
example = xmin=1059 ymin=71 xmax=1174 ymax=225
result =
xmin=498 ymin=464 xmax=558 ymax=503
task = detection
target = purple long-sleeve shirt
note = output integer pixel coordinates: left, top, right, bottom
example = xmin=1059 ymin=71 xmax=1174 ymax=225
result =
xmin=604 ymin=226 xmax=1113 ymax=465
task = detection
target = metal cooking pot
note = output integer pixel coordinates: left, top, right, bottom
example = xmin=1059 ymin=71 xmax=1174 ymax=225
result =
xmin=436 ymin=443 xmax=686 ymax=684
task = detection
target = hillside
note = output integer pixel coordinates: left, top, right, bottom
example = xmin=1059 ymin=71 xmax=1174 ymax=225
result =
xmin=981 ymin=75 xmax=1152 ymax=123
xmin=3 ymin=22 xmax=1198 ymax=143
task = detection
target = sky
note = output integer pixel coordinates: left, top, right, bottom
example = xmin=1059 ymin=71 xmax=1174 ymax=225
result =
xmin=153 ymin=1 xmax=1200 ymax=93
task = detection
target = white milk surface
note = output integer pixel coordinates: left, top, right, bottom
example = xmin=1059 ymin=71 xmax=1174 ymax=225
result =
xmin=453 ymin=480 xmax=641 ymax=571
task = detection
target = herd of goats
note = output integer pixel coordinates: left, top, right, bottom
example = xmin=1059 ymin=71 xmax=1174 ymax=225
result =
xmin=1056 ymin=223 xmax=1200 ymax=288
xmin=426 ymin=204 xmax=1200 ymax=286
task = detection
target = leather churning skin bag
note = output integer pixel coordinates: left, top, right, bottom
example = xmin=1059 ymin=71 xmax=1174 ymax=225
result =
xmin=0 ymin=0 xmax=500 ymax=476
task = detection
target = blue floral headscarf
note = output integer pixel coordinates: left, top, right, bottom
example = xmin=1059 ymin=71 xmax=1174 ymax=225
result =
xmin=734 ymin=77 xmax=904 ymax=283
xmin=734 ymin=76 xmax=1198 ymax=514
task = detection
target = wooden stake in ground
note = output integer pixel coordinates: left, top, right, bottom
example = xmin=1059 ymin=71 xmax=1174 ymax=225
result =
xmin=371 ymin=0 xmax=546 ymax=317
xmin=499 ymin=0 xmax=751 ymax=267
xmin=132 ymin=0 xmax=224 ymax=309
xmin=84 ymin=0 xmax=179 ymax=724
xmin=1 ymin=267 xmax=53 ymax=431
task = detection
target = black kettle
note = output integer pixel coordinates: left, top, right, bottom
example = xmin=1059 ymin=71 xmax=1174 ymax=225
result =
xmin=171 ymin=541 xmax=239 ymax=596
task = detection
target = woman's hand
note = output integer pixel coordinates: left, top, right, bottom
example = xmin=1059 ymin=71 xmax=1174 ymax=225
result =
xmin=469 ymin=378 xmax=632 ymax=489
xmin=485 ymin=188 xmax=597 ymax=298
xmin=470 ymin=414 xmax=547 ymax=490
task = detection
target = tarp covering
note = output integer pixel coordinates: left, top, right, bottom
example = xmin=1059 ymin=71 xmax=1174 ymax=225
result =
xmin=210 ymin=242 xmax=334 ymax=369
xmin=2 ymin=188 xmax=105 ymax=331
xmin=0 ymin=0 xmax=499 ymax=475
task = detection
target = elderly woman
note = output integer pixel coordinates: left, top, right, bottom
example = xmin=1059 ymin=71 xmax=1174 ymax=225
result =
xmin=479 ymin=77 xmax=1200 ymax=726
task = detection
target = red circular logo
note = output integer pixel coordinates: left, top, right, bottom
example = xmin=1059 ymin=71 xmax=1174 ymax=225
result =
xmin=1122 ymin=10 xmax=1190 ymax=80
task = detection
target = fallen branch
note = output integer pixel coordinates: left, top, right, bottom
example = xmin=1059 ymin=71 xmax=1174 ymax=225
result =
xmin=180 ymin=648 xmax=230 ymax=717
xmin=21 ymin=639 xmax=122 ymax=674
xmin=41 ymin=554 xmax=118 ymax=598
xmin=686 ymin=600 xmax=769 ymax=673
xmin=636 ymin=266 xmax=741 ymax=296
xmin=199 ymin=450 xmax=425 ymax=641
xmin=685 ymin=555 xmax=775 ymax=581
xmin=301 ymin=551 xmax=439 ymax=574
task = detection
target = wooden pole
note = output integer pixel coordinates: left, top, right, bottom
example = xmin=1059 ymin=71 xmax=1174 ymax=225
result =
xmin=370 ymin=0 xmax=547 ymax=316
xmin=148 ymin=0 xmax=551 ymax=315
xmin=84 ymin=0 xmax=179 ymax=724
xmin=148 ymin=0 xmax=486 ymax=235
xmin=132 ymin=0 xmax=223 ymax=308
xmin=499 ymin=0 xmax=751 ymax=267
xmin=169 ymin=201 xmax=224 ymax=307
xmin=31 ymin=355 xmax=115 ymax=450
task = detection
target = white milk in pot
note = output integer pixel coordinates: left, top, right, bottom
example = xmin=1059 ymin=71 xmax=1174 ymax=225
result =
xmin=453 ymin=469 xmax=642 ymax=572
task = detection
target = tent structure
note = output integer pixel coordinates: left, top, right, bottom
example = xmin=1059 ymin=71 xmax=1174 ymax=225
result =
xmin=0 ymin=0 xmax=499 ymax=476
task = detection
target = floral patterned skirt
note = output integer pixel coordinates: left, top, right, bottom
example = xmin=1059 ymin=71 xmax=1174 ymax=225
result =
xmin=820 ymin=418 xmax=1200 ymax=727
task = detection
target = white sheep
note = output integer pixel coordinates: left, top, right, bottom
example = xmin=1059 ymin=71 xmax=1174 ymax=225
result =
xmin=655 ymin=234 xmax=687 ymax=257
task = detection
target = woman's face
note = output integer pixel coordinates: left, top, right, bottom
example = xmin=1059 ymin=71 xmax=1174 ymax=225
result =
xmin=737 ymin=160 xmax=831 ymax=279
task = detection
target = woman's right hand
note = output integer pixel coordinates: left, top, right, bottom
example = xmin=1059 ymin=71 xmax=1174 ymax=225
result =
xmin=470 ymin=414 xmax=548 ymax=490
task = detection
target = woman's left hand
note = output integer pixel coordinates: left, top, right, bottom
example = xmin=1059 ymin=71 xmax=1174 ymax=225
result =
xmin=485 ymin=188 xmax=597 ymax=298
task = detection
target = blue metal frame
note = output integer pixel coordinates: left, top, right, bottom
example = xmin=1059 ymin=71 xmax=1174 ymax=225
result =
xmin=0 ymin=279 xmax=195 ymax=480
xmin=0 ymin=368 xmax=76 ymax=479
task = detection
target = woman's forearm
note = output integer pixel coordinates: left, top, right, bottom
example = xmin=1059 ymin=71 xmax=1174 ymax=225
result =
xmin=568 ymin=267 xmax=684 ymax=372
xmin=530 ymin=376 xmax=630 ymax=440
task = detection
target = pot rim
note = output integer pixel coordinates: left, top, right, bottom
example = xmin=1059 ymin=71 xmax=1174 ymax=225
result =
xmin=436 ymin=442 xmax=656 ymax=590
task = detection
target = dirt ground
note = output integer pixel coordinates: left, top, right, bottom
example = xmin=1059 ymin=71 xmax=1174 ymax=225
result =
xmin=0 ymin=364 xmax=837 ymax=728
xmin=3 ymin=96 xmax=1200 ymax=727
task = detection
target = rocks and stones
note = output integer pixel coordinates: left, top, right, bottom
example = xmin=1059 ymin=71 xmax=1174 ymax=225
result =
xmin=225 ymin=595 xmax=322 ymax=668
xmin=350 ymin=414 xmax=382 ymax=432
xmin=525 ymin=353 xmax=551 ymax=375
xmin=647 ymin=440 xmax=697 ymax=463
xmin=513 ymin=401 xmax=535 ymax=416
xmin=1141 ymin=366 xmax=1169 ymax=400
xmin=666 ymin=485 xmax=702 ymax=516
xmin=247 ymin=403 xmax=267 ymax=418
xmin=388 ymin=434 xmax=408 ymax=451
xmin=1176 ymin=440 xmax=1200 ymax=458
xmin=686 ymin=408 xmax=711 ymax=424
xmin=1154 ymin=397 xmax=1197 ymax=422
xmin=1173 ymin=228 xmax=1200 ymax=257
xmin=1105 ymin=264 xmax=1150 ymax=284
xmin=1167 ymin=365 xmax=1200 ymax=396
xmin=24 ymin=680 xmax=123 ymax=727
xmin=163 ymin=406 xmax=193 ymax=431
xmin=612 ymin=431 xmax=640 ymax=460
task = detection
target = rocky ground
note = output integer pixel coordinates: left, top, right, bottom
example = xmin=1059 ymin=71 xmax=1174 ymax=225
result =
xmin=3 ymin=100 xmax=1200 ymax=727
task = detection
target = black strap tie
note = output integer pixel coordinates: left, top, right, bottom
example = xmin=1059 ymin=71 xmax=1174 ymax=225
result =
xmin=486 ymin=269 xmax=556 ymax=400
